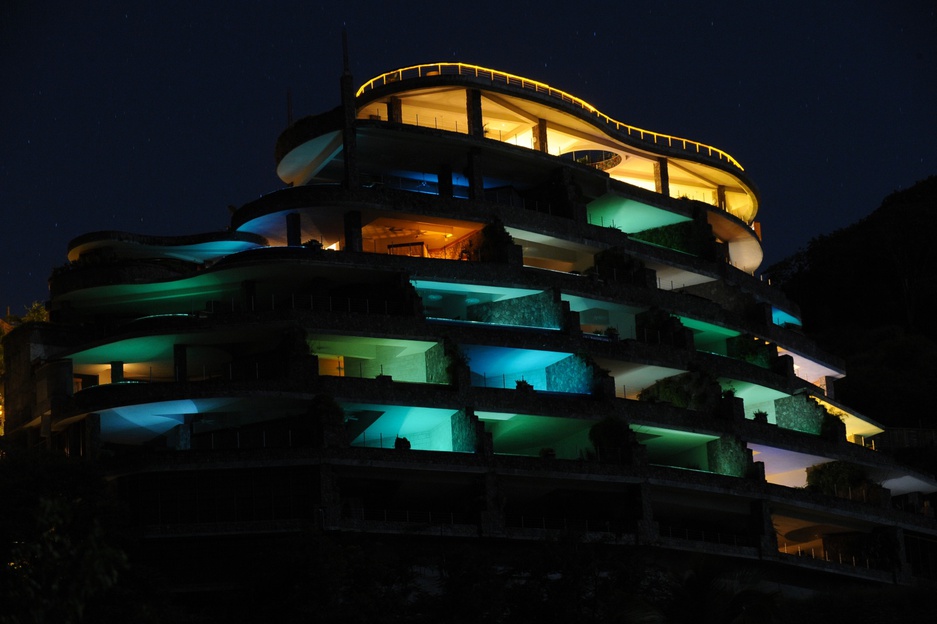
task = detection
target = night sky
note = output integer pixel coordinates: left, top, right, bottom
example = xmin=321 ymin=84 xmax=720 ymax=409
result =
xmin=2 ymin=1 xmax=935 ymax=314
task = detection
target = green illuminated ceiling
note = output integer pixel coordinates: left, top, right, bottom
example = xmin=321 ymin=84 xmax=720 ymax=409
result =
xmin=631 ymin=424 xmax=719 ymax=458
xmin=587 ymin=194 xmax=690 ymax=233
xmin=476 ymin=411 xmax=590 ymax=453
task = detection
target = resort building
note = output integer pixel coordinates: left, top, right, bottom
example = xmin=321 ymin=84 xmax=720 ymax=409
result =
xmin=3 ymin=60 xmax=936 ymax=592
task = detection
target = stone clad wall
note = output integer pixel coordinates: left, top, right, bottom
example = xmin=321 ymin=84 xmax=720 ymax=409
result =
xmin=706 ymin=435 xmax=752 ymax=478
xmin=450 ymin=409 xmax=478 ymax=452
xmin=424 ymin=342 xmax=449 ymax=384
xmin=544 ymin=354 xmax=592 ymax=394
xmin=467 ymin=289 xmax=564 ymax=329
xmin=774 ymin=395 xmax=825 ymax=435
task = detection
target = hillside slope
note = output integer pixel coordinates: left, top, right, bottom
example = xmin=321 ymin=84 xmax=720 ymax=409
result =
xmin=768 ymin=176 xmax=937 ymax=427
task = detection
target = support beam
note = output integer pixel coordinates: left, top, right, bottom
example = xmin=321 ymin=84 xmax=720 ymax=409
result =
xmin=480 ymin=91 xmax=539 ymax=124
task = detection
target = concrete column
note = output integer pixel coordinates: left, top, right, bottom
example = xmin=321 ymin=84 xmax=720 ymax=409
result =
xmin=466 ymin=88 xmax=484 ymax=138
xmin=75 ymin=413 xmax=102 ymax=458
xmin=241 ymin=280 xmax=256 ymax=312
xmin=465 ymin=148 xmax=484 ymax=201
xmin=41 ymin=413 xmax=52 ymax=441
xmin=286 ymin=212 xmax=301 ymax=247
xmin=480 ymin=471 xmax=505 ymax=536
xmin=343 ymin=210 xmax=363 ymax=252
xmin=110 ymin=361 xmax=124 ymax=383
xmin=437 ymin=164 xmax=453 ymax=198
xmin=387 ymin=96 xmax=402 ymax=123
xmin=532 ymin=119 xmax=549 ymax=153
xmin=319 ymin=464 xmax=341 ymax=529
xmin=635 ymin=482 xmax=659 ymax=544
xmin=716 ymin=185 xmax=727 ymax=211
xmin=654 ymin=157 xmax=670 ymax=196
xmin=173 ymin=344 xmax=188 ymax=382
xmin=887 ymin=526 xmax=912 ymax=584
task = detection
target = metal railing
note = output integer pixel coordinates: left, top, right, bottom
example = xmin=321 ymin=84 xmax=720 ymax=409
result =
xmin=777 ymin=545 xmax=891 ymax=573
xmin=206 ymin=293 xmax=402 ymax=315
xmin=660 ymin=524 xmax=754 ymax=548
xmin=359 ymin=508 xmax=475 ymax=526
xmin=357 ymin=62 xmax=744 ymax=170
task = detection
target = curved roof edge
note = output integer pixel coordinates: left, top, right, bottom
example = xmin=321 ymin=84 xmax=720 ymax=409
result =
xmin=67 ymin=230 xmax=268 ymax=263
xmin=357 ymin=62 xmax=746 ymax=172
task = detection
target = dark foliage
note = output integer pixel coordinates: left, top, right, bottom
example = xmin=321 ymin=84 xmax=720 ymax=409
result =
xmin=0 ymin=444 xmax=160 ymax=623
xmin=766 ymin=176 xmax=937 ymax=427
xmin=805 ymin=461 xmax=870 ymax=496
xmin=631 ymin=219 xmax=717 ymax=259
xmin=638 ymin=371 xmax=724 ymax=413
xmin=477 ymin=219 xmax=517 ymax=263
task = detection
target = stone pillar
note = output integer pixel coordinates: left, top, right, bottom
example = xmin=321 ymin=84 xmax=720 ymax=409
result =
xmin=465 ymin=148 xmax=484 ymax=201
xmin=286 ymin=212 xmax=301 ymax=247
xmin=885 ymin=526 xmax=912 ymax=584
xmin=423 ymin=342 xmax=448 ymax=385
xmin=706 ymin=435 xmax=752 ymax=478
xmin=110 ymin=361 xmax=124 ymax=384
xmin=480 ymin=471 xmax=505 ymax=536
xmin=466 ymin=88 xmax=484 ymax=138
xmin=343 ymin=210 xmax=363 ymax=252
xmin=654 ymin=157 xmax=670 ymax=197
xmin=173 ymin=344 xmax=188 ymax=382
xmin=532 ymin=119 xmax=549 ymax=153
xmin=319 ymin=464 xmax=342 ymax=529
xmin=387 ymin=96 xmax=402 ymax=123
xmin=450 ymin=409 xmax=478 ymax=453
xmin=437 ymin=164 xmax=453 ymax=199
xmin=167 ymin=422 xmax=191 ymax=450
xmin=749 ymin=500 xmax=778 ymax=557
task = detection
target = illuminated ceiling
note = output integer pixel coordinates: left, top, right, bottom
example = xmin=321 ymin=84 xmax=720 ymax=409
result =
xmin=342 ymin=402 xmax=460 ymax=447
xmin=587 ymin=194 xmax=690 ymax=233
xmin=461 ymin=345 xmax=570 ymax=376
xmin=476 ymin=411 xmax=591 ymax=454
xmin=352 ymin=67 xmax=757 ymax=223
xmin=630 ymin=424 xmax=719 ymax=459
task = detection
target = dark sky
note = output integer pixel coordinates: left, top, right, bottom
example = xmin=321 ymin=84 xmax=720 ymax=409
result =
xmin=2 ymin=1 xmax=935 ymax=314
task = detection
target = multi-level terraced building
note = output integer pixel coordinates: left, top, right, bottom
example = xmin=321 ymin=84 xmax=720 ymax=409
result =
xmin=3 ymin=61 xmax=936 ymax=591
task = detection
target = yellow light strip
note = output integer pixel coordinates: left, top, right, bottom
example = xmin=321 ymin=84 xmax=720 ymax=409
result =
xmin=356 ymin=62 xmax=744 ymax=171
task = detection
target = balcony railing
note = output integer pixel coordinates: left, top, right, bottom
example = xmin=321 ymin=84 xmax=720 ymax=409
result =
xmin=357 ymin=62 xmax=744 ymax=170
